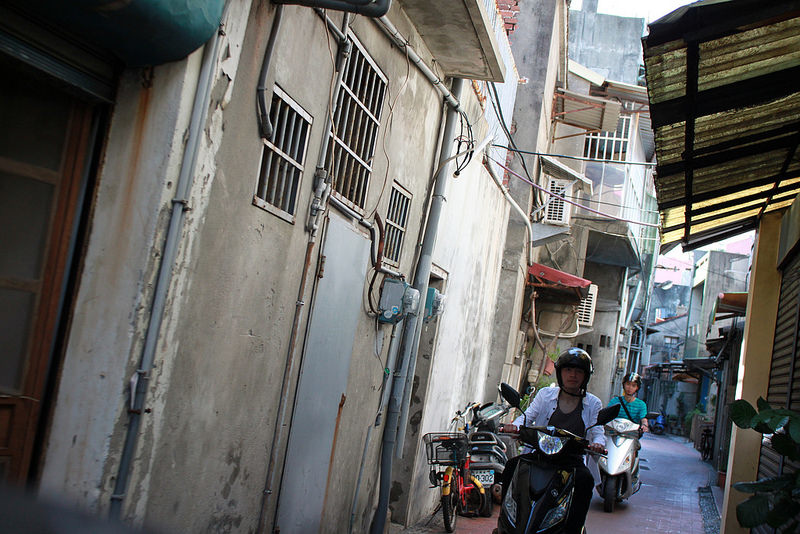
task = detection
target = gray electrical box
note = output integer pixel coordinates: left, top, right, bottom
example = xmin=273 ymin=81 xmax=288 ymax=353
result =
xmin=378 ymin=278 xmax=420 ymax=323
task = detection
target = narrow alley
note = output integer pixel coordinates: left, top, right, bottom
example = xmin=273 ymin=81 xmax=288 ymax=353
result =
xmin=394 ymin=433 xmax=720 ymax=534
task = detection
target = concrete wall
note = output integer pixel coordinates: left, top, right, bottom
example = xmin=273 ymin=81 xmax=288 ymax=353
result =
xmin=568 ymin=0 xmax=645 ymax=85
xmin=39 ymin=3 xmax=515 ymax=533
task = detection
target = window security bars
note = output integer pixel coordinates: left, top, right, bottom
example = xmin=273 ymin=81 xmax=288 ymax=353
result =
xmin=325 ymin=34 xmax=387 ymax=211
xmin=383 ymin=184 xmax=411 ymax=265
xmin=254 ymin=86 xmax=312 ymax=221
xmin=583 ymin=112 xmax=632 ymax=162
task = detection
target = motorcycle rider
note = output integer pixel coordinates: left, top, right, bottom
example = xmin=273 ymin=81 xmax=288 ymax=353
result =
xmin=608 ymin=373 xmax=649 ymax=436
xmin=498 ymin=348 xmax=604 ymax=534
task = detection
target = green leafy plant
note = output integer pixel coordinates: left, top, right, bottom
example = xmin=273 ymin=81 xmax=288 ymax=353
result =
xmin=729 ymin=397 xmax=800 ymax=532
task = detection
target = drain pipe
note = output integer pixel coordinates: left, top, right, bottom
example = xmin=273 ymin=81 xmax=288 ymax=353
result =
xmin=485 ymin=154 xmax=534 ymax=266
xmin=257 ymin=12 xmax=352 ymax=533
xmin=109 ymin=12 xmax=226 ymax=520
xmin=369 ymin=78 xmax=465 ymax=534
xmin=256 ymin=5 xmax=283 ymax=139
xmin=393 ymin=136 xmax=494 ymax=449
xmin=374 ymin=16 xmax=459 ymax=110
xmin=349 ymin=318 xmax=403 ymax=534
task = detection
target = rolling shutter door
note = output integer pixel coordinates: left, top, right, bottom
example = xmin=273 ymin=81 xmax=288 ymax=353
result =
xmin=754 ymin=251 xmax=800 ymax=534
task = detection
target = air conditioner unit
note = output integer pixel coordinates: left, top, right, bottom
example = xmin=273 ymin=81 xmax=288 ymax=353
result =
xmin=577 ymin=284 xmax=598 ymax=327
xmin=543 ymin=177 xmax=571 ymax=225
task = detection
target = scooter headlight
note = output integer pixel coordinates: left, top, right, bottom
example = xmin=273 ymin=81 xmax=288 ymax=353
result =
xmin=539 ymin=491 xmax=572 ymax=530
xmin=538 ymin=432 xmax=566 ymax=455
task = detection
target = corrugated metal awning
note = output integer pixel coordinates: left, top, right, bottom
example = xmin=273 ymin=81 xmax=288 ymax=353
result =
xmin=643 ymin=0 xmax=800 ymax=250
xmin=553 ymin=88 xmax=621 ymax=132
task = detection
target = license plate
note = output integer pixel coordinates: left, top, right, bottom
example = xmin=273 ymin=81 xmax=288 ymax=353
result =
xmin=473 ymin=469 xmax=494 ymax=486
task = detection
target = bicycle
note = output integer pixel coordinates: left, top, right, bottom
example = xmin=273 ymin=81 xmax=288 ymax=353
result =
xmin=423 ymin=407 xmax=491 ymax=532
xmin=700 ymin=426 xmax=713 ymax=461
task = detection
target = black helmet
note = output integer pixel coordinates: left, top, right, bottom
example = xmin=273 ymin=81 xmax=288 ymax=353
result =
xmin=554 ymin=348 xmax=593 ymax=394
xmin=622 ymin=372 xmax=642 ymax=389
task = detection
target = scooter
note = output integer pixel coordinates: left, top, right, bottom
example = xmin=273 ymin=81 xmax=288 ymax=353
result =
xmin=496 ymin=383 xmax=620 ymax=533
xmin=467 ymin=401 xmax=510 ymax=508
xmin=646 ymin=411 xmax=665 ymax=435
xmin=596 ymin=417 xmax=642 ymax=512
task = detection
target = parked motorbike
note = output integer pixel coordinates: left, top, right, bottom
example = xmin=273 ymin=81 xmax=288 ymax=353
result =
xmin=596 ymin=417 xmax=642 ymax=512
xmin=496 ymin=383 xmax=620 ymax=533
xmin=467 ymin=401 xmax=510 ymax=507
xmin=646 ymin=411 xmax=665 ymax=435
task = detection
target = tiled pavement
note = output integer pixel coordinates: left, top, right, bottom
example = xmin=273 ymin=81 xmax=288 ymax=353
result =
xmin=393 ymin=433 xmax=719 ymax=534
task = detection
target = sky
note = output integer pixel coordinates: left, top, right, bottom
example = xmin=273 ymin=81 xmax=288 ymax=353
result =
xmin=570 ymin=0 xmax=697 ymax=24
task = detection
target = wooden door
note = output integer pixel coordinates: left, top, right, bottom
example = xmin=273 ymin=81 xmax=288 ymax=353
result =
xmin=0 ymin=67 xmax=95 ymax=483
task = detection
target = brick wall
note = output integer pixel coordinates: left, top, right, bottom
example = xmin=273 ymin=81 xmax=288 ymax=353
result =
xmin=496 ymin=0 xmax=520 ymax=35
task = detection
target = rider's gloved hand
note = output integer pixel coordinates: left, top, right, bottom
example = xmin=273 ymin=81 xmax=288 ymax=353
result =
xmin=499 ymin=424 xmax=519 ymax=434
xmin=587 ymin=442 xmax=606 ymax=454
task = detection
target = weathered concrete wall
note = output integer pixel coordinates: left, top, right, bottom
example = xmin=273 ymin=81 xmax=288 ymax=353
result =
xmin=40 ymin=2 xmax=515 ymax=533
xmin=568 ymin=1 xmax=645 ymax=85
xmin=38 ymin=39 xmax=206 ymax=514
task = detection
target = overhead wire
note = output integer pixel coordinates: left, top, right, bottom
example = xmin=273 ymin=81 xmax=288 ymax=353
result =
xmin=488 ymin=155 xmax=661 ymax=228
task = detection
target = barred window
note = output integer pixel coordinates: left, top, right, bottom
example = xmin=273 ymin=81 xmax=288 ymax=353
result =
xmin=325 ymin=34 xmax=387 ymax=211
xmin=254 ymin=86 xmax=312 ymax=222
xmin=583 ymin=111 xmax=632 ymax=162
xmin=384 ymin=183 xmax=411 ymax=265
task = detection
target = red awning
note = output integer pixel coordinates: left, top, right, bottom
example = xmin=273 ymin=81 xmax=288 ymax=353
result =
xmin=527 ymin=263 xmax=592 ymax=300
xmin=528 ymin=263 xmax=591 ymax=289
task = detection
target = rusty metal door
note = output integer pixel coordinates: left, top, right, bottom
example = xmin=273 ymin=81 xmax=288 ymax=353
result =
xmin=275 ymin=214 xmax=370 ymax=533
xmin=0 ymin=64 xmax=95 ymax=483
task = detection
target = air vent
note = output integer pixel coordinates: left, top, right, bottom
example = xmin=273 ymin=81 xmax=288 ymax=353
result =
xmin=543 ymin=178 xmax=570 ymax=225
xmin=577 ymin=284 xmax=598 ymax=327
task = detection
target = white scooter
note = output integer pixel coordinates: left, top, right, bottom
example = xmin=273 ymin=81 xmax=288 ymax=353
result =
xmin=596 ymin=417 xmax=642 ymax=512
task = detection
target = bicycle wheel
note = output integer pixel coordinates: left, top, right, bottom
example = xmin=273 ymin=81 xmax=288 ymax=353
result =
xmin=442 ymin=471 xmax=460 ymax=532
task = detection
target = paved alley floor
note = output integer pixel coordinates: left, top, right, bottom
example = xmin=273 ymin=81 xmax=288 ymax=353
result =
xmin=394 ymin=433 xmax=717 ymax=534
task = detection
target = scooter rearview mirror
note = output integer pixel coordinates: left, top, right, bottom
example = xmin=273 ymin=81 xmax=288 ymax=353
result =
xmin=594 ymin=404 xmax=621 ymax=427
xmin=498 ymin=383 xmax=521 ymax=409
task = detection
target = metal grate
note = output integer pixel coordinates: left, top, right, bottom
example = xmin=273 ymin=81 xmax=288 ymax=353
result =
xmin=254 ymin=86 xmax=312 ymax=221
xmin=583 ymin=112 xmax=632 ymax=162
xmin=325 ymin=34 xmax=387 ymax=211
xmin=383 ymin=184 xmax=411 ymax=265
xmin=544 ymin=178 xmax=570 ymax=225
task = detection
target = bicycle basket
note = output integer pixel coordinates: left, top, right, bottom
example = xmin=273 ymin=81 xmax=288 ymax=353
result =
xmin=423 ymin=432 xmax=469 ymax=466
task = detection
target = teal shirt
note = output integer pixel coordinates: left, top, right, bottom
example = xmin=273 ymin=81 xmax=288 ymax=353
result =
xmin=608 ymin=396 xmax=648 ymax=423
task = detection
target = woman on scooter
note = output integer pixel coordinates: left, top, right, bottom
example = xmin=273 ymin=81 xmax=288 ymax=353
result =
xmin=608 ymin=373 xmax=649 ymax=435
xmin=498 ymin=348 xmax=605 ymax=534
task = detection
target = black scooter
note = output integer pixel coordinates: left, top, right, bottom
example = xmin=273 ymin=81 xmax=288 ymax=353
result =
xmin=496 ymin=383 xmax=620 ymax=534
xmin=467 ymin=401 xmax=510 ymax=509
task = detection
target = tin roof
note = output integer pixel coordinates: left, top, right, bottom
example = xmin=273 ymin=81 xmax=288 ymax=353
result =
xmin=642 ymin=0 xmax=800 ymax=250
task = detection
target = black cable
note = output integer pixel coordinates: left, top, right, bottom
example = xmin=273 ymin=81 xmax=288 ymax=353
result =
xmin=489 ymin=81 xmax=533 ymax=182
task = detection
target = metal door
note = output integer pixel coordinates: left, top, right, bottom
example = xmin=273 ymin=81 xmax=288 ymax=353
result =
xmin=275 ymin=214 xmax=370 ymax=532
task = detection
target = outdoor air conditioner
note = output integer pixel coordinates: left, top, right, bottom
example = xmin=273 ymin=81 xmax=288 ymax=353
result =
xmin=577 ymin=284 xmax=598 ymax=327
xmin=543 ymin=177 xmax=571 ymax=225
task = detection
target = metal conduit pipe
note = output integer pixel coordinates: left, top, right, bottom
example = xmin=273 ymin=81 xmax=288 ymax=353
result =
xmin=257 ymin=14 xmax=351 ymax=533
xmin=314 ymin=8 xmax=347 ymax=42
xmin=374 ymin=16 xmax=460 ymax=110
xmin=369 ymin=78 xmax=465 ymax=534
xmin=348 ymin=319 xmax=403 ymax=534
xmin=485 ymin=154 xmax=534 ymax=266
xmin=256 ymin=5 xmax=284 ymax=139
xmin=109 ymin=9 xmax=227 ymax=520
xmin=274 ymin=0 xmax=391 ymax=17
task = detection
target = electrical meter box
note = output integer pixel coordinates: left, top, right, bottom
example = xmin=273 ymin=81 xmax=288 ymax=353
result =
xmin=378 ymin=278 xmax=420 ymax=324
xmin=423 ymin=287 xmax=446 ymax=322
